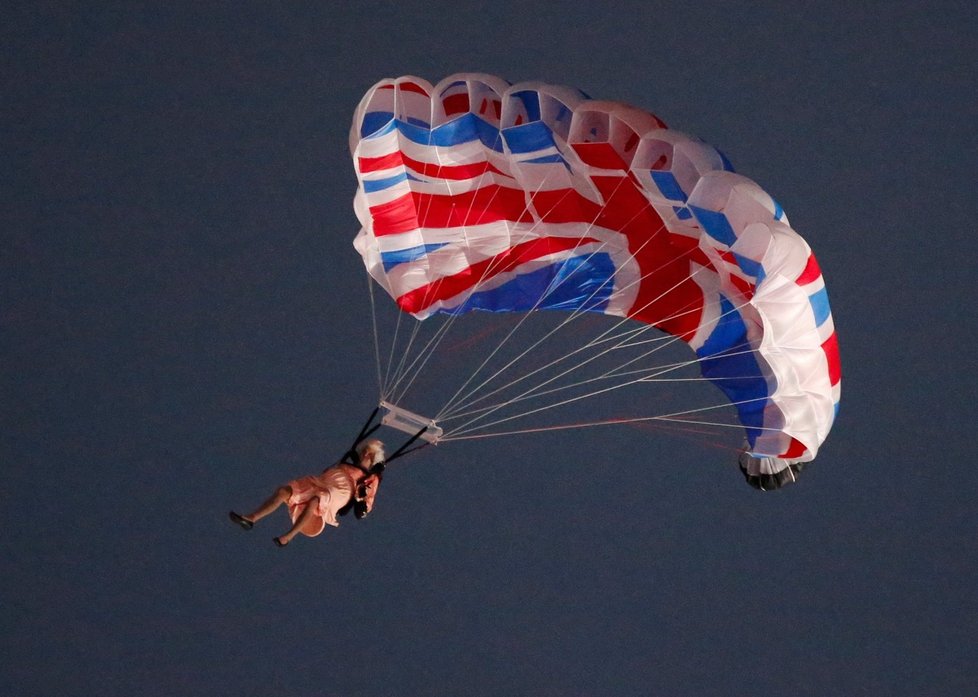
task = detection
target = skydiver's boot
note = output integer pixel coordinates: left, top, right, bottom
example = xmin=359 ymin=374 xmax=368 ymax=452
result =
xmin=229 ymin=511 xmax=254 ymax=530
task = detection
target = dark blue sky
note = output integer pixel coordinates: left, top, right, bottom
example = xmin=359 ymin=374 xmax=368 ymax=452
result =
xmin=3 ymin=2 xmax=976 ymax=695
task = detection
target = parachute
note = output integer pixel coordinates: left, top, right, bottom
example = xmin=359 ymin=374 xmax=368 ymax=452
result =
xmin=349 ymin=73 xmax=840 ymax=489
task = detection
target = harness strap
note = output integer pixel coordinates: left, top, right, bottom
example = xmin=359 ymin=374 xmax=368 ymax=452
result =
xmin=341 ymin=407 xmax=382 ymax=465
xmin=382 ymin=425 xmax=430 ymax=465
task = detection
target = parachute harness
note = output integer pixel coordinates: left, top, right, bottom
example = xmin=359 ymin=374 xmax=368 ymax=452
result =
xmin=337 ymin=404 xmax=436 ymax=519
xmin=341 ymin=404 xmax=437 ymax=471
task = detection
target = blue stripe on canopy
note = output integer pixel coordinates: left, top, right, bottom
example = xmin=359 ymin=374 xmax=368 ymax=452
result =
xmin=697 ymin=294 xmax=770 ymax=448
xmin=441 ymin=253 xmax=616 ymax=315
xmin=381 ymin=243 xmax=449 ymax=272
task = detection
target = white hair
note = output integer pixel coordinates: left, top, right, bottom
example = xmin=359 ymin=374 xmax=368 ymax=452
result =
xmin=356 ymin=439 xmax=385 ymax=466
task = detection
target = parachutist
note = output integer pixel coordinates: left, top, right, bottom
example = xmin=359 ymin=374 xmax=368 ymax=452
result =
xmin=229 ymin=439 xmax=385 ymax=546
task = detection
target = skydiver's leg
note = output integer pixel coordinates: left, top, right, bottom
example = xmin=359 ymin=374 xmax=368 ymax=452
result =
xmin=242 ymin=485 xmax=293 ymax=524
xmin=274 ymin=499 xmax=321 ymax=547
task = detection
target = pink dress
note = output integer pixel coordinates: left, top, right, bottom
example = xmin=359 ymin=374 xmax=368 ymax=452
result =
xmin=286 ymin=465 xmax=356 ymax=537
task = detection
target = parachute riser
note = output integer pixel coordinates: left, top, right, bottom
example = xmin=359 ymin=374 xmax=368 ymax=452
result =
xmin=342 ymin=402 xmax=441 ymax=469
xmin=341 ymin=406 xmax=383 ymax=465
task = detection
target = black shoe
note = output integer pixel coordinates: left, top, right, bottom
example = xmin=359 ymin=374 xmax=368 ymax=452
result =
xmin=229 ymin=511 xmax=254 ymax=530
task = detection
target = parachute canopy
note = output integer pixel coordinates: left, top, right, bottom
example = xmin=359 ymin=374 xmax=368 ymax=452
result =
xmin=350 ymin=73 xmax=840 ymax=489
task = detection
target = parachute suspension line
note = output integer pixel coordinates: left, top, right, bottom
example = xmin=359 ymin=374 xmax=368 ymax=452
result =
xmin=437 ymin=179 xmax=665 ymax=419
xmin=443 ymin=343 xmax=768 ymax=423
xmin=440 ymin=285 xmax=763 ymax=437
xmin=376 ymin=125 xmax=512 ymax=400
xmin=443 ymin=296 xmax=832 ymax=436
xmin=380 ymin=296 xmax=407 ymax=398
xmin=439 ymin=288 xmax=703 ymax=420
xmin=388 ymin=312 xmax=464 ymax=406
xmin=444 ymin=386 xmax=772 ymax=440
xmin=392 ymin=179 xmax=564 ymax=401
xmin=438 ymin=251 xmax=707 ymax=423
xmin=442 ymin=356 xmax=696 ymax=422
xmin=441 ymin=321 xmax=699 ymax=422
xmin=352 ymin=78 xmax=839 ymax=467
xmin=438 ymin=400 xmax=782 ymax=442
xmin=436 ymin=203 xmax=708 ymax=420
xmin=428 ymin=179 xmax=640 ymax=418
xmin=366 ymin=275 xmax=385 ymax=399
xmin=438 ymin=240 xmax=704 ymax=419
xmin=375 ymin=90 xmax=445 ymax=400
xmin=376 ymin=87 xmax=415 ymax=399
xmin=434 ymin=176 xmax=638 ymax=420
xmin=444 ymin=296 xmax=827 ymax=419
xmin=440 ymin=267 xmax=711 ymax=435
xmin=402 ymin=164 xmax=580 ymax=420
xmin=602 ymin=305 xmax=835 ymax=381
xmin=424 ymin=178 xmax=603 ymax=416
xmin=385 ymin=316 xmax=424 ymax=398
xmin=438 ymin=300 xmax=702 ymax=423
xmin=392 ymin=137 xmax=663 ymax=420
xmin=367 ymin=122 xmax=756 ymax=437
xmin=613 ymin=333 xmax=692 ymax=349
xmin=522 ymin=348 xmax=768 ymax=403
xmin=382 ymin=152 xmax=566 ymax=406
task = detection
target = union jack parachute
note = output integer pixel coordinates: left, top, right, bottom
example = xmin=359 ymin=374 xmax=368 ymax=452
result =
xmin=350 ymin=73 xmax=840 ymax=489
